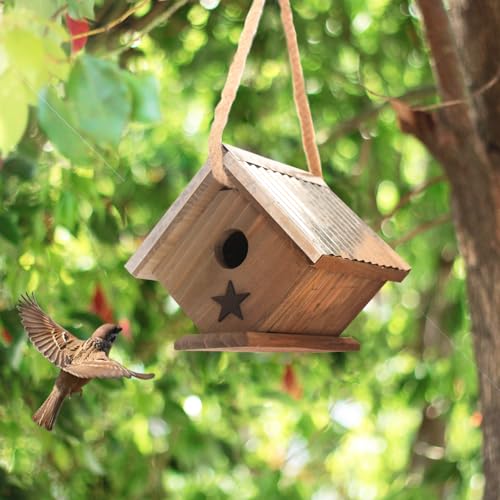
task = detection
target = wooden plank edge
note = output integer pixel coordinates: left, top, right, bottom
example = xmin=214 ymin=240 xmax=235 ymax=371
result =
xmin=223 ymin=150 xmax=323 ymax=263
xmin=125 ymin=162 xmax=220 ymax=279
xmin=315 ymin=254 xmax=410 ymax=282
xmin=174 ymin=331 xmax=360 ymax=352
xmin=223 ymin=144 xmax=327 ymax=186
xmin=223 ymin=145 xmax=410 ymax=277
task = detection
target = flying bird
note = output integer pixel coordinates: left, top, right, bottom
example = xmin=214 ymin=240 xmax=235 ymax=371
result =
xmin=17 ymin=294 xmax=154 ymax=431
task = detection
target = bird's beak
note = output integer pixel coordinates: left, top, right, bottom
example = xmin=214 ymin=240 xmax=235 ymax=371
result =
xmin=115 ymin=326 xmax=123 ymax=333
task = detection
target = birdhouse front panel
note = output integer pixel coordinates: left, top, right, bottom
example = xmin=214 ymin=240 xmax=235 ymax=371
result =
xmin=154 ymin=188 xmax=308 ymax=333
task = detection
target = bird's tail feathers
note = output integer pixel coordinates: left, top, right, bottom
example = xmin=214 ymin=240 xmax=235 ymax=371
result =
xmin=33 ymin=386 xmax=66 ymax=431
xmin=130 ymin=371 xmax=155 ymax=380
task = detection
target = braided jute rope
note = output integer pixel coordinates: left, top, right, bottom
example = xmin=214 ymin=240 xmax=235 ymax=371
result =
xmin=208 ymin=0 xmax=322 ymax=185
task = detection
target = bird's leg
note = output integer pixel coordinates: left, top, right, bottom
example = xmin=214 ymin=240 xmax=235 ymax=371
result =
xmin=69 ymin=385 xmax=84 ymax=398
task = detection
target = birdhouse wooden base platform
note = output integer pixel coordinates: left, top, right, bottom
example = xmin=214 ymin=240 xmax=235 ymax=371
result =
xmin=174 ymin=332 xmax=360 ymax=353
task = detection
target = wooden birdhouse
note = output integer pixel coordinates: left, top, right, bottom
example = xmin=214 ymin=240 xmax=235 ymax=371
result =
xmin=126 ymin=0 xmax=410 ymax=352
xmin=126 ymin=145 xmax=410 ymax=352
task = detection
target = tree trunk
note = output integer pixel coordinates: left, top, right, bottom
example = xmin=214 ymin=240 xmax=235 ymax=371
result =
xmin=400 ymin=2 xmax=500 ymax=497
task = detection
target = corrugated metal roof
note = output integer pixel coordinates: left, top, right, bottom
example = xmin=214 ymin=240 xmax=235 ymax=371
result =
xmin=126 ymin=144 xmax=410 ymax=280
xmin=224 ymin=145 xmax=409 ymax=272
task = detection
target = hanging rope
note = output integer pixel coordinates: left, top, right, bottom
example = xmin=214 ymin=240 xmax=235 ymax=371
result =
xmin=278 ymin=0 xmax=322 ymax=177
xmin=208 ymin=0 xmax=266 ymax=185
xmin=208 ymin=0 xmax=322 ymax=185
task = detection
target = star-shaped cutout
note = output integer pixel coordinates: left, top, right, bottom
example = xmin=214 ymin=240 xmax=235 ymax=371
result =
xmin=212 ymin=281 xmax=250 ymax=322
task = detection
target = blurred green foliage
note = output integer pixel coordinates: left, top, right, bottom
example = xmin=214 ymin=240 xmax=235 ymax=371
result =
xmin=0 ymin=0 xmax=483 ymax=498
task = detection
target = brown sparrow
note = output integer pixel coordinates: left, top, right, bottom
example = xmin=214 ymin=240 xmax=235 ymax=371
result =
xmin=18 ymin=294 xmax=154 ymax=431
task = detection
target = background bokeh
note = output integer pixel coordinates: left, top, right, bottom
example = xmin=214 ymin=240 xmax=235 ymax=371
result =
xmin=0 ymin=1 xmax=482 ymax=498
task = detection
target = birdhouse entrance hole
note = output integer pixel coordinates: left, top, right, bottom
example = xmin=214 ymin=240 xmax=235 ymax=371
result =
xmin=215 ymin=230 xmax=248 ymax=269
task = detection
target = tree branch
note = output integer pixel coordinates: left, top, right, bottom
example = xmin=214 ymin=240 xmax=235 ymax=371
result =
xmin=415 ymin=0 xmax=481 ymax=148
xmin=135 ymin=0 xmax=191 ymax=38
xmin=94 ymin=0 xmax=119 ymax=24
xmin=70 ymin=0 xmax=149 ymax=41
xmin=377 ymin=175 xmax=446 ymax=228
xmin=395 ymin=0 xmax=492 ymax=180
xmin=328 ymin=85 xmax=436 ymax=142
xmin=448 ymin=0 xmax=500 ymax=152
xmin=413 ymin=65 xmax=500 ymax=112
xmin=108 ymin=0 xmax=192 ymax=56
xmin=86 ymin=0 xmax=192 ymax=55
xmin=416 ymin=1 xmax=469 ymax=105
xmin=122 ymin=0 xmax=175 ymax=32
xmin=392 ymin=213 xmax=452 ymax=246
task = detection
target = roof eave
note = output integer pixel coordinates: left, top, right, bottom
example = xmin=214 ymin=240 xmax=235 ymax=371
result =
xmin=223 ymin=145 xmax=411 ymax=274
xmin=315 ymin=254 xmax=410 ymax=282
xmin=223 ymin=147 xmax=324 ymax=262
xmin=125 ymin=161 xmax=221 ymax=279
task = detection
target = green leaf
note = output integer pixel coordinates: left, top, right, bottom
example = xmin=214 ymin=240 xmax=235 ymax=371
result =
xmin=67 ymin=55 xmax=132 ymax=146
xmin=0 ymin=12 xmax=68 ymax=153
xmin=89 ymin=209 xmax=120 ymax=244
xmin=0 ymin=213 xmax=21 ymax=244
xmin=424 ymin=459 xmax=461 ymax=483
xmin=67 ymin=0 xmax=95 ymax=20
xmin=124 ymin=73 xmax=162 ymax=124
xmin=0 ymin=69 xmax=29 ymax=155
xmin=0 ymin=309 xmax=25 ymax=339
xmin=15 ymin=0 xmax=65 ymax=21
xmin=54 ymin=191 xmax=78 ymax=233
xmin=43 ymin=36 xmax=70 ymax=82
xmin=37 ymin=87 xmax=93 ymax=164
xmin=3 ymin=28 xmax=47 ymax=94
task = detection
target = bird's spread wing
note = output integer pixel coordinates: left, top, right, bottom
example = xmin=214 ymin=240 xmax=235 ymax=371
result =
xmin=64 ymin=351 xmax=155 ymax=380
xmin=17 ymin=294 xmax=83 ymax=369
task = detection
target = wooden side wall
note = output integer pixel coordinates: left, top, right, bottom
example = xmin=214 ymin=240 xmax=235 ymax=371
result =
xmin=260 ymin=268 xmax=384 ymax=335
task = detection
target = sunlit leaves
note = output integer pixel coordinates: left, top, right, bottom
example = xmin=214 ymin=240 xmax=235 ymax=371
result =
xmin=376 ymin=179 xmax=399 ymax=213
xmin=4 ymin=30 xmax=47 ymax=94
xmin=15 ymin=0 xmax=65 ymax=19
xmin=0 ymin=10 xmax=69 ymax=154
xmin=0 ymin=78 xmax=29 ymax=156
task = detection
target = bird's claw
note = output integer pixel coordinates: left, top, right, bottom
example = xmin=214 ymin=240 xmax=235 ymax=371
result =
xmin=69 ymin=389 xmax=83 ymax=399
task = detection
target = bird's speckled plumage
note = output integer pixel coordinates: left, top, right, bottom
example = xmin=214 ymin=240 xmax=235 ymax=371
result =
xmin=17 ymin=294 xmax=154 ymax=430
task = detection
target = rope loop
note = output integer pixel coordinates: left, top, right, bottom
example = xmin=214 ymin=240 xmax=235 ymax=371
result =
xmin=208 ymin=0 xmax=322 ymax=184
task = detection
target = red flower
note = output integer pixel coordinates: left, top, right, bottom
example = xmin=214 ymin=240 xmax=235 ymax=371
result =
xmin=470 ymin=411 xmax=483 ymax=427
xmin=118 ymin=318 xmax=132 ymax=341
xmin=65 ymin=14 xmax=89 ymax=54
xmin=90 ymin=284 xmax=114 ymax=324
xmin=281 ymin=363 xmax=302 ymax=399
xmin=2 ymin=329 xmax=12 ymax=345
